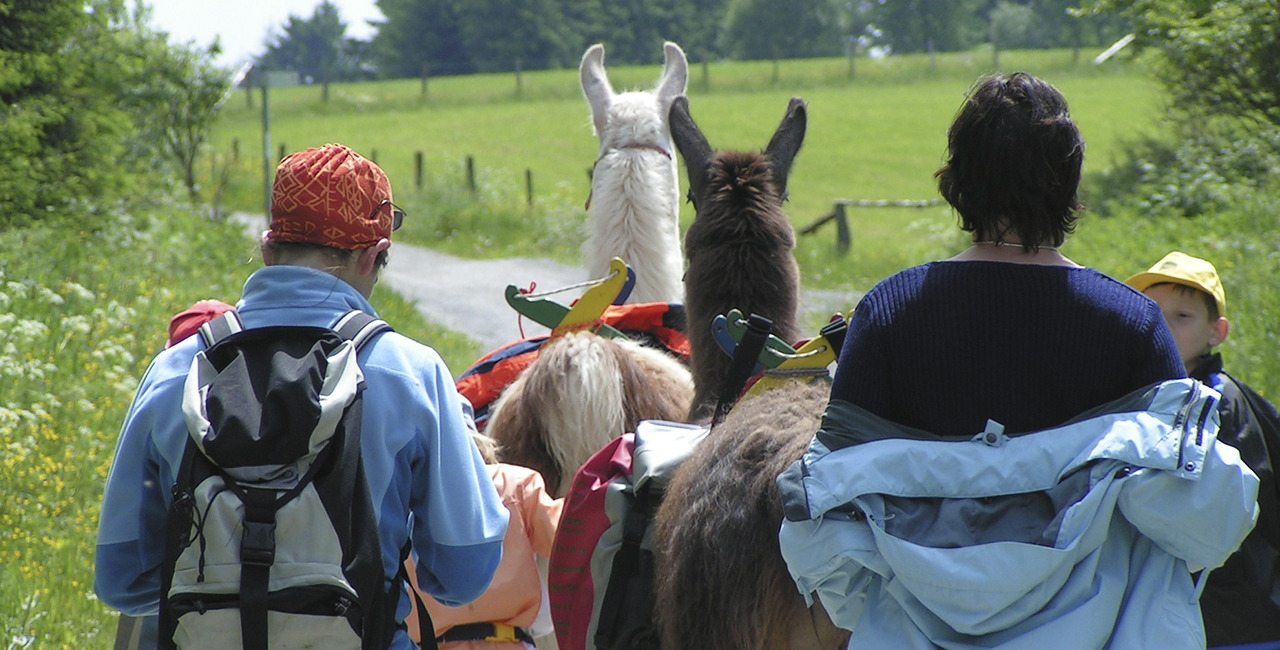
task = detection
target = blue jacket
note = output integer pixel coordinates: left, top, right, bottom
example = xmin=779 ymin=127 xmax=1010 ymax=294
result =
xmin=778 ymin=379 xmax=1259 ymax=650
xmin=95 ymin=265 xmax=509 ymax=649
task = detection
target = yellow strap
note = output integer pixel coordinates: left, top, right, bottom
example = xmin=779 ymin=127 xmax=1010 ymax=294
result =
xmin=483 ymin=623 xmax=521 ymax=644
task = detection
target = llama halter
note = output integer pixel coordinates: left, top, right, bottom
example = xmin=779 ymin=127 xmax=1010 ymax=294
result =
xmin=584 ymin=143 xmax=674 ymax=210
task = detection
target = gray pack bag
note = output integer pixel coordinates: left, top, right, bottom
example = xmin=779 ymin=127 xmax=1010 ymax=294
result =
xmin=158 ymin=310 xmax=423 ymax=650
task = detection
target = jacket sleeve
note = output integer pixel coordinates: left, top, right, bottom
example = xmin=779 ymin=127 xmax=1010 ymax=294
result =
xmin=94 ymin=363 xmax=186 ymax=616
xmin=1119 ymin=427 xmax=1260 ymax=572
xmin=409 ymin=356 xmax=508 ymax=607
xmin=510 ymin=465 xmax=563 ymax=560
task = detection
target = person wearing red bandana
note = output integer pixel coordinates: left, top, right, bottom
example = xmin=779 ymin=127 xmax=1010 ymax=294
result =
xmin=95 ymin=144 xmax=509 ymax=650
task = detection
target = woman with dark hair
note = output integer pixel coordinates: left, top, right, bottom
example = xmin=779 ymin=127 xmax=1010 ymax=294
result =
xmin=831 ymin=71 xmax=1182 ymax=434
xmin=776 ymin=73 xmax=1259 ymax=649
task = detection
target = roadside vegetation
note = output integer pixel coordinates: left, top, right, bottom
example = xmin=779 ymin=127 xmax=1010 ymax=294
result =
xmin=0 ymin=203 xmax=481 ymax=647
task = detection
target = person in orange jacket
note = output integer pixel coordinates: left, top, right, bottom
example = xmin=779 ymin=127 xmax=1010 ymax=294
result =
xmin=406 ymin=430 xmax=564 ymax=650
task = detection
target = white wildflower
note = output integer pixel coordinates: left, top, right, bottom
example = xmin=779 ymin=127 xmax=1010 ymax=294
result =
xmin=37 ymin=286 xmax=64 ymax=305
xmin=11 ymin=319 xmax=48 ymax=342
xmin=60 ymin=315 xmax=92 ymax=336
xmin=5 ymin=281 xmax=29 ymax=299
xmin=62 ymin=282 xmax=95 ymax=301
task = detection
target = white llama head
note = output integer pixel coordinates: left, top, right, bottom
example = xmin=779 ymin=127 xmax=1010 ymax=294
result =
xmin=580 ymin=42 xmax=689 ymax=156
xmin=579 ymin=42 xmax=689 ymax=305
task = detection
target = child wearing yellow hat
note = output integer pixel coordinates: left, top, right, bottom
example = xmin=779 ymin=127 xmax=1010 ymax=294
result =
xmin=1127 ymin=251 xmax=1280 ymax=648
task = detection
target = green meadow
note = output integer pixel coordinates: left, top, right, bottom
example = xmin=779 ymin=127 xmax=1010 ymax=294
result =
xmin=209 ymin=47 xmax=1166 ymax=292
xmin=5 ymin=46 xmax=1277 ymax=647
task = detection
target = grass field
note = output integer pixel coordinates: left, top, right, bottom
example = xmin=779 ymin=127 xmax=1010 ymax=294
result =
xmin=207 ymin=47 xmax=1167 ymax=292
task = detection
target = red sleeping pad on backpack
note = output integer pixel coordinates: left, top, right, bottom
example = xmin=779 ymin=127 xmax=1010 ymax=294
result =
xmin=455 ymin=303 xmax=689 ymax=430
xmin=548 ymin=420 xmax=708 ymax=650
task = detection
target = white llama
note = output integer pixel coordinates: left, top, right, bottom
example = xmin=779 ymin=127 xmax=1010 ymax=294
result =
xmin=580 ymin=41 xmax=688 ymax=305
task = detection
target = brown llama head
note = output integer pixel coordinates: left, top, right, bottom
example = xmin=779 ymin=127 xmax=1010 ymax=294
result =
xmin=653 ymin=380 xmax=847 ymax=650
xmin=670 ymin=95 xmax=807 ymax=423
xmin=485 ymin=331 xmax=693 ymax=497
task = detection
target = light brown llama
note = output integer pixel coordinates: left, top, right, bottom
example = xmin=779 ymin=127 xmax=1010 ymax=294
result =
xmin=485 ymin=331 xmax=693 ymax=497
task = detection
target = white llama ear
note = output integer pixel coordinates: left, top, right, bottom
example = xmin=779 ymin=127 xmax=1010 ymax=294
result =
xmin=656 ymin=42 xmax=689 ymax=115
xmin=580 ymin=43 xmax=613 ymax=136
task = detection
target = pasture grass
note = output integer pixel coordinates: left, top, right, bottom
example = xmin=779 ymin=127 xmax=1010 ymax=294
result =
xmin=207 ymin=47 xmax=1164 ymax=292
xmin=0 ymin=204 xmax=480 ymax=647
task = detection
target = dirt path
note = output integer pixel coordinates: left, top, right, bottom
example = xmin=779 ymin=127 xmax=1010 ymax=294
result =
xmin=236 ymin=213 xmax=860 ymax=352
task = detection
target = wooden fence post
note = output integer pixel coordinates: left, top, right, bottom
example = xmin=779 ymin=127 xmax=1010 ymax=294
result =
xmin=466 ymin=155 xmax=477 ymax=193
xmin=834 ymin=202 xmax=850 ymax=256
xmin=278 ymin=143 xmax=286 ymax=163
xmin=415 ymin=151 xmax=424 ymax=190
xmin=848 ymin=40 xmax=856 ymax=80
xmin=525 ymin=168 xmax=533 ymax=205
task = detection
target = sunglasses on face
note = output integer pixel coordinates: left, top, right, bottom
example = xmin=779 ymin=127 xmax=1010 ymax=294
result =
xmin=370 ymin=200 xmax=406 ymax=231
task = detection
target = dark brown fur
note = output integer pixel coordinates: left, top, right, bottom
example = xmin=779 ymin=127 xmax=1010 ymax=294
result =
xmin=653 ymin=96 xmax=846 ymax=650
xmin=671 ymin=96 xmax=806 ymax=423
xmin=653 ymin=381 xmax=847 ymax=650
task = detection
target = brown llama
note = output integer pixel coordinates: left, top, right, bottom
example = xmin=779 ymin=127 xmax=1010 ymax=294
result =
xmin=652 ymin=96 xmax=849 ymax=650
xmin=485 ymin=331 xmax=693 ymax=497
xmin=653 ymin=381 xmax=846 ymax=650
xmin=672 ymin=94 xmax=805 ymax=423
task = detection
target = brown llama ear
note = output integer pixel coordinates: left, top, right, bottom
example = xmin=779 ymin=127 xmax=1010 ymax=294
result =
xmin=669 ymin=95 xmax=712 ymax=207
xmin=763 ymin=97 xmax=808 ymax=199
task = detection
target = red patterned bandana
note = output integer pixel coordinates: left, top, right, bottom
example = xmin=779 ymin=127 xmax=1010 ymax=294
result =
xmin=268 ymin=144 xmax=393 ymax=250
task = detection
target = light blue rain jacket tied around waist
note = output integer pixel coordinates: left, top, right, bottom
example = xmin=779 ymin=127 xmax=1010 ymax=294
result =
xmin=777 ymin=379 xmax=1260 ymax=650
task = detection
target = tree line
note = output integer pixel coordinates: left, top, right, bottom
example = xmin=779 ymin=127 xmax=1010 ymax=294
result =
xmin=258 ymin=0 xmax=1133 ymax=82
xmin=0 ymin=0 xmax=228 ymax=227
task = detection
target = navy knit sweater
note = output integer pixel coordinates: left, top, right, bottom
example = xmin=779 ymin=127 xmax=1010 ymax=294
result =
xmin=830 ymin=261 xmax=1185 ymax=437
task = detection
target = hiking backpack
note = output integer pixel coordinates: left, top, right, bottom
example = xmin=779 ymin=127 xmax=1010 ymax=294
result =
xmin=158 ymin=309 xmax=419 ymax=650
xmin=547 ymin=420 xmax=709 ymax=650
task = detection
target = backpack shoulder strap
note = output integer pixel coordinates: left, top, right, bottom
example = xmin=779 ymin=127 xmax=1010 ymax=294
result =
xmin=196 ymin=310 xmax=244 ymax=348
xmin=714 ymin=313 xmax=773 ymax=424
xmin=333 ymin=310 xmax=392 ymax=351
xmin=158 ymin=439 xmax=201 ymax=650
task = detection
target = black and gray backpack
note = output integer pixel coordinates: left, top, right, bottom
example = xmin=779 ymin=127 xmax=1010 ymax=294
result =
xmin=158 ymin=310 xmax=427 ymax=650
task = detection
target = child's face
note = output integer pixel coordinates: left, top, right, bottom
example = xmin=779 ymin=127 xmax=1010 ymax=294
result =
xmin=1143 ymin=284 xmax=1226 ymax=373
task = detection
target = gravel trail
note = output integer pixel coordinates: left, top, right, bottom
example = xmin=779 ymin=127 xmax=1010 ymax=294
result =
xmin=236 ymin=213 xmax=860 ymax=352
